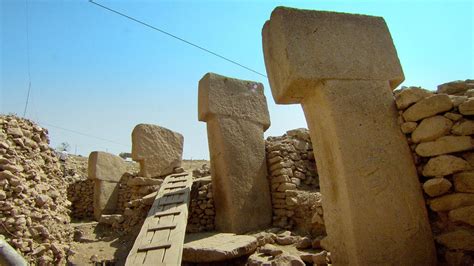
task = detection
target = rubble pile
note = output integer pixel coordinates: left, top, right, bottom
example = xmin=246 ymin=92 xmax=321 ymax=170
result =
xmin=0 ymin=115 xmax=72 ymax=264
xmin=395 ymin=79 xmax=474 ymax=265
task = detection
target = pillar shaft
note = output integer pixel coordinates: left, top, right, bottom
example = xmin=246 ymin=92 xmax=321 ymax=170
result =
xmin=207 ymin=116 xmax=272 ymax=233
xmin=301 ymin=80 xmax=435 ymax=264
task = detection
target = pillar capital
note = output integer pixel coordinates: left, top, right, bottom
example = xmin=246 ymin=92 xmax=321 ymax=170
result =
xmin=262 ymin=7 xmax=404 ymax=104
xmin=198 ymin=72 xmax=270 ymax=130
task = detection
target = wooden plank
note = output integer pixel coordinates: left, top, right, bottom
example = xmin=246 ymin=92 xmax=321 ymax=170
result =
xmin=128 ymin=194 xmax=169 ymax=264
xmin=142 ymin=194 xmax=179 ymax=263
xmin=154 ymin=209 xmax=181 ymax=218
xmin=162 ymin=182 xmax=191 ymax=263
xmin=163 ymin=185 xmax=186 ymax=190
xmin=137 ymin=242 xmax=172 ymax=252
xmin=170 ymin=173 xmax=188 ymax=178
xmin=147 ymin=223 xmax=177 ymax=231
xmin=168 ymin=178 xmax=188 ymax=183
xmin=162 ymin=190 xmax=185 ymax=197
xmin=126 ymin=173 xmax=192 ymax=265
xmin=159 ymin=197 xmax=185 ymax=206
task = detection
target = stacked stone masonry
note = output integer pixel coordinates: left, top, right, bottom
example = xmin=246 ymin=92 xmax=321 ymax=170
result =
xmin=265 ymin=128 xmax=325 ymax=235
xmin=187 ymin=177 xmax=216 ymax=233
xmin=0 ymin=115 xmax=73 ymax=264
xmin=395 ymin=79 xmax=474 ymax=265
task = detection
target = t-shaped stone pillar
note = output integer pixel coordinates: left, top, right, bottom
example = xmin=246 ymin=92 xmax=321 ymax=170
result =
xmin=263 ymin=7 xmax=436 ymax=265
xmin=198 ymin=72 xmax=272 ymax=233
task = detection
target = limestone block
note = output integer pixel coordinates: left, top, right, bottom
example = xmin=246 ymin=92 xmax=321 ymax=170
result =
xmin=93 ymin=180 xmax=119 ymax=220
xmin=429 ymin=193 xmax=474 ymax=212
xmin=198 ymin=72 xmax=270 ymax=129
xmin=400 ymin=122 xmax=417 ymax=134
xmin=131 ymin=124 xmax=183 ymax=177
xmin=262 ymin=7 xmax=404 ymax=104
xmin=448 ymin=206 xmax=474 ymax=226
xmin=183 ymin=233 xmax=258 ymax=262
xmin=445 ymin=112 xmax=463 ymax=121
xmin=422 ymin=178 xmax=452 ymax=197
xmin=415 ymin=136 xmax=473 ymax=157
xmin=262 ymin=7 xmax=436 ymax=265
xmin=452 ymin=120 xmax=474 ymax=135
xmin=422 ymin=155 xmax=470 ymax=177
xmin=435 ymin=229 xmax=474 ymax=251
xmin=453 ymin=171 xmax=474 ymax=193
xmin=449 ymin=95 xmax=468 ymax=107
xmin=459 ymin=98 xmax=474 ymax=115
xmin=394 ymin=87 xmax=433 ymax=110
xmin=411 ymin=116 xmax=452 ymax=143
xmin=198 ymin=73 xmax=272 ymax=233
xmin=88 ymin=151 xmax=126 ymax=182
xmin=402 ymin=95 xmax=453 ymax=122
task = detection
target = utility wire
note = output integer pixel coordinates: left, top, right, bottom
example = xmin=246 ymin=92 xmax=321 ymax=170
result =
xmin=38 ymin=121 xmax=130 ymax=147
xmin=88 ymin=0 xmax=267 ymax=78
xmin=23 ymin=0 xmax=32 ymax=117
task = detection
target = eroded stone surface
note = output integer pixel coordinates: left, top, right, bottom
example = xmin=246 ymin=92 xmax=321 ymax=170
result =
xmin=415 ymin=136 xmax=473 ymax=157
xmin=403 ymin=94 xmax=453 ymax=122
xmin=429 ymin=193 xmax=474 ymax=212
xmin=448 ymin=206 xmax=474 ymax=226
xmin=422 ymin=155 xmax=470 ymax=177
xmin=262 ymin=7 xmax=436 ymax=265
xmin=395 ymin=87 xmax=433 ymax=110
xmin=453 ymin=171 xmax=474 ymax=193
xmin=423 ymin=178 xmax=452 ymax=197
xmin=198 ymin=72 xmax=272 ymax=233
xmin=183 ymin=233 xmax=258 ymax=262
xmin=131 ymin=124 xmax=183 ymax=178
xmin=435 ymin=230 xmax=474 ymax=251
xmin=88 ymin=151 xmax=126 ymax=182
xmin=411 ymin=116 xmax=452 ymax=143
xmin=459 ymin=98 xmax=474 ymax=115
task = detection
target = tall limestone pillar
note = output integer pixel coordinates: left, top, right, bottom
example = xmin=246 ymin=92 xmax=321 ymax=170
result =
xmin=262 ymin=7 xmax=436 ymax=265
xmin=198 ymin=72 xmax=272 ymax=234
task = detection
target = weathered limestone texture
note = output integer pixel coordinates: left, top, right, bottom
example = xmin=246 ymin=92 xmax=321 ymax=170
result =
xmin=395 ymin=80 xmax=474 ymax=265
xmin=198 ymin=72 xmax=272 ymax=233
xmin=131 ymin=124 xmax=184 ymax=178
xmin=88 ymin=151 xmax=127 ymax=220
xmin=262 ymin=7 xmax=436 ymax=265
xmin=187 ymin=177 xmax=215 ymax=233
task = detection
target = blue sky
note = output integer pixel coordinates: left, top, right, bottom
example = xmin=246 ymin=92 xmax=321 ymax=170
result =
xmin=1 ymin=0 xmax=473 ymax=159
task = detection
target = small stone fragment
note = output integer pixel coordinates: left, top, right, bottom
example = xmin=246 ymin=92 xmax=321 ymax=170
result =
xmin=453 ymin=171 xmax=474 ymax=192
xmin=459 ymin=98 xmax=474 ymax=115
xmin=452 ymin=120 xmax=474 ymax=135
xmin=422 ymin=178 xmax=452 ymax=197
xmin=435 ymin=229 xmax=474 ymax=251
xmin=429 ymin=193 xmax=474 ymax=212
xmin=394 ymin=87 xmax=433 ymax=110
xmin=422 ymin=155 xmax=470 ymax=177
xmin=448 ymin=205 xmax=474 ymax=226
xmin=411 ymin=116 xmax=452 ymax=143
xmin=415 ymin=136 xmax=473 ymax=157
xmin=402 ymin=94 xmax=453 ymax=122
xmin=400 ymin=122 xmax=417 ymax=134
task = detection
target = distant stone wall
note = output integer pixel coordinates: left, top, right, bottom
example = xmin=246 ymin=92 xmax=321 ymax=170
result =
xmin=67 ymin=178 xmax=93 ymax=219
xmin=265 ymin=129 xmax=324 ymax=236
xmin=395 ymin=79 xmax=474 ymax=265
xmin=187 ymin=177 xmax=215 ymax=233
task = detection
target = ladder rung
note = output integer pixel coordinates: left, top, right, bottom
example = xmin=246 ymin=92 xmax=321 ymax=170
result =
xmin=154 ymin=210 xmax=181 ymax=217
xmin=137 ymin=242 xmax=172 ymax=252
xmin=160 ymin=198 xmax=185 ymax=206
xmin=164 ymin=185 xmax=186 ymax=190
xmin=163 ymin=190 xmax=185 ymax=197
xmin=168 ymin=179 xmax=187 ymax=184
xmin=170 ymin=173 xmax=188 ymax=178
xmin=147 ymin=223 xmax=177 ymax=231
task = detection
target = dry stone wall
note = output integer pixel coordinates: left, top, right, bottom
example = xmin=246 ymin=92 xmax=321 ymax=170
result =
xmin=395 ymin=79 xmax=474 ymax=265
xmin=66 ymin=178 xmax=93 ymax=219
xmin=0 ymin=115 xmax=72 ymax=264
xmin=265 ymin=128 xmax=324 ymax=236
xmin=187 ymin=177 xmax=215 ymax=233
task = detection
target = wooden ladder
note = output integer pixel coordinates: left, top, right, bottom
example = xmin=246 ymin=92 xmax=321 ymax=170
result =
xmin=125 ymin=172 xmax=192 ymax=265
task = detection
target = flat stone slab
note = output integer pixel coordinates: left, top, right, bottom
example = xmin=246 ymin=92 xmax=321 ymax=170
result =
xmin=183 ymin=233 xmax=258 ymax=263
